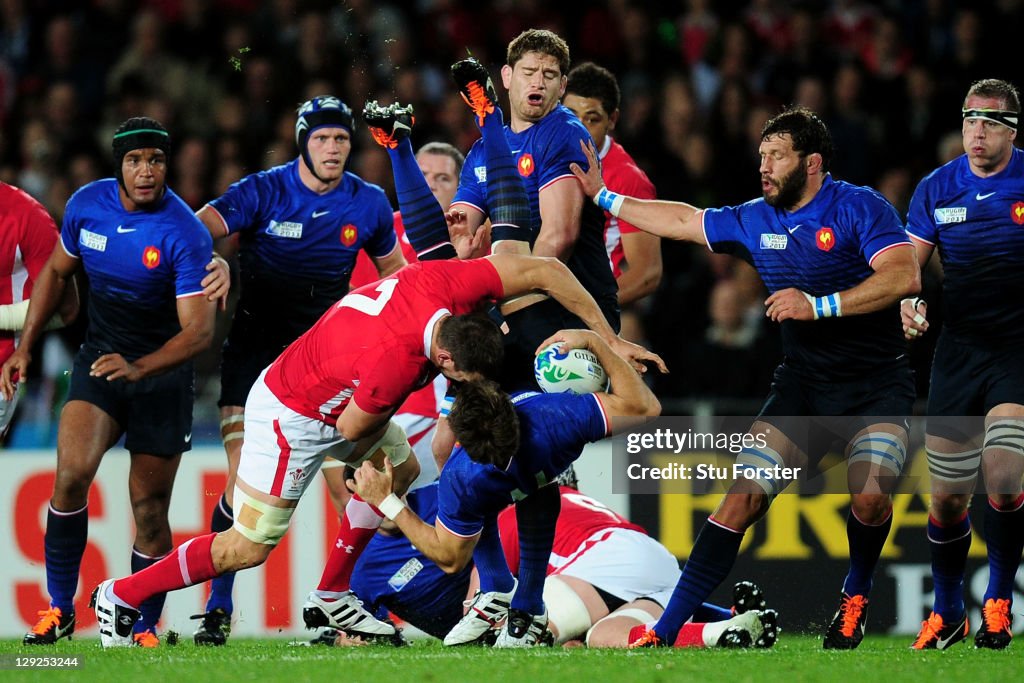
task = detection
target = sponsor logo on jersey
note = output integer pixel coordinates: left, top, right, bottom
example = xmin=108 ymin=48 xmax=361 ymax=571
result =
xmin=816 ymin=227 xmax=836 ymax=251
xmin=474 ymin=166 xmax=487 ymax=183
xmin=142 ymin=246 xmax=161 ymax=269
xmin=1012 ymin=202 xmax=1024 ymax=225
xmin=517 ymin=153 xmax=536 ymax=177
xmin=933 ymin=207 xmax=966 ymax=224
xmin=760 ymin=233 xmax=788 ymax=250
xmin=80 ymin=230 xmax=107 ymax=252
xmin=340 ymin=224 xmax=358 ymax=246
xmin=267 ymin=220 xmax=304 ymax=239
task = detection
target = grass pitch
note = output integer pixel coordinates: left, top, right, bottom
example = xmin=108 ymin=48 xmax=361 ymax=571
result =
xmin=0 ymin=635 xmax=1017 ymax=682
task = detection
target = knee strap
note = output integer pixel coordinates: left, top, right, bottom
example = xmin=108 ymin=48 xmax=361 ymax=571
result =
xmin=984 ymin=419 xmax=1024 ymax=458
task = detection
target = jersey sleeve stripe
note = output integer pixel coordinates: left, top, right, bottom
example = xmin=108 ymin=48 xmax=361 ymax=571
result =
xmin=538 ymin=174 xmax=576 ymax=193
xmin=450 ymin=200 xmax=485 ymax=215
xmin=59 ymin=237 xmax=80 ymax=259
xmin=698 ymin=210 xmax=713 ymax=251
xmin=866 ymin=241 xmax=912 ymax=266
xmin=203 ymin=204 xmax=230 ymax=238
xmin=592 ymin=393 xmax=611 ymax=437
xmin=905 ymin=230 xmax=935 ymax=247
xmin=437 ymin=516 xmax=482 ymax=539
xmin=417 ymin=241 xmax=456 ymax=258
xmin=176 ymin=290 xmax=205 ymax=299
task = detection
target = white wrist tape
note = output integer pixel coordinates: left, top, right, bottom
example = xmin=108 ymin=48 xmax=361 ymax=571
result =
xmin=803 ymin=292 xmax=842 ymax=320
xmin=593 ymin=186 xmax=625 ymax=217
xmin=378 ymin=493 xmax=406 ymax=521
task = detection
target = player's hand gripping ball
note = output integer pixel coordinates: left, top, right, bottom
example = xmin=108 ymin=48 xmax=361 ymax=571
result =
xmin=534 ymin=344 xmax=609 ymax=395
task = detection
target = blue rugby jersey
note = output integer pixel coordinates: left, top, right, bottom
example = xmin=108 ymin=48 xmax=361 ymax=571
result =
xmin=350 ymin=483 xmax=473 ymax=638
xmin=703 ymin=174 xmax=911 ymax=379
xmin=906 ymin=148 xmax=1024 ymax=344
xmin=207 ymin=160 xmax=396 ymax=312
xmin=436 ymin=391 xmax=608 ymax=538
xmin=61 ymin=179 xmax=212 ymax=359
xmin=453 ymin=106 xmax=618 ymax=324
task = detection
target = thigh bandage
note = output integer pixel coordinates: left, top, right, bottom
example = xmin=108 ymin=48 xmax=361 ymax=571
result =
xmin=926 ymin=447 xmax=982 ymax=482
xmin=350 ymin=421 xmax=413 ymax=468
xmin=543 ymin=576 xmax=593 ymax=643
xmin=734 ymin=445 xmax=788 ymax=496
xmin=232 ymin=486 xmax=296 ymax=545
xmin=984 ymin=419 xmax=1024 ymax=458
xmin=848 ymin=431 xmax=908 ymax=473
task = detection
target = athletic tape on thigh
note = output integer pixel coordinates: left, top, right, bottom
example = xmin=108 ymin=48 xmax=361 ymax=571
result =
xmin=220 ymin=414 xmax=245 ymax=444
xmin=349 ymin=421 xmax=413 ymax=468
xmin=984 ymin=419 xmax=1024 ymax=458
xmin=585 ymin=608 xmax=655 ymax=647
xmin=231 ymin=486 xmax=295 ymax=545
xmin=926 ymin=447 xmax=982 ymax=482
xmin=542 ymin=577 xmax=593 ymax=643
xmin=848 ymin=431 xmax=907 ymax=473
xmin=734 ymin=446 xmax=787 ymax=496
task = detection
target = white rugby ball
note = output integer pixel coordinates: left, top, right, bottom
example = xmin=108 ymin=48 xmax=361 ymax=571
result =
xmin=534 ymin=343 xmax=609 ymax=395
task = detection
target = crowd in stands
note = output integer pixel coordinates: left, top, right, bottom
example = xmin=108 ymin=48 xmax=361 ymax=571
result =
xmin=1 ymin=0 xmax=1019 ymax=431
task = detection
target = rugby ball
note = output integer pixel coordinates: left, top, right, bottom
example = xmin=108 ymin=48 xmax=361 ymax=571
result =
xmin=534 ymin=344 xmax=609 ymax=395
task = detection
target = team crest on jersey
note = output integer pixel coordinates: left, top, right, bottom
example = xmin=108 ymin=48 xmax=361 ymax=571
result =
xmin=80 ymin=229 xmax=107 ymax=252
xmin=816 ymin=227 xmax=836 ymax=251
xmin=474 ymin=166 xmax=487 ymax=183
xmin=1012 ymin=202 xmax=1024 ymax=225
xmin=933 ymin=207 xmax=966 ymax=224
xmin=517 ymin=153 xmax=536 ymax=177
xmin=340 ymin=224 xmax=358 ymax=246
xmin=142 ymin=246 xmax=161 ymax=269
xmin=268 ymin=220 xmax=303 ymax=239
xmin=287 ymin=467 xmax=308 ymax=493
xmin=759 ymin=234 xmax=788 ymax=250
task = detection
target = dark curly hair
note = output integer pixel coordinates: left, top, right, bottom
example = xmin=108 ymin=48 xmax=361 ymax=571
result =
xmin=761 ymin=106 xmax=834 ymax=172
xmin=566 ymin=62 xmax=620 ymax=117
xmin=447 ymin=380 xmax=520 ymax=468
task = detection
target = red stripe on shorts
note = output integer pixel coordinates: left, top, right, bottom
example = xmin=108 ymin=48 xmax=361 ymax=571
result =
xmin=270 ymin=419 xmax=291 ymax=497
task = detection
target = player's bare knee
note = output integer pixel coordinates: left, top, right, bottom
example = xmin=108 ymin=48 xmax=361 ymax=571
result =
xmin=930 ymin=492 xmax=971 ymax=522
xmin=850 ymin=493 xmax=892 ymax=524
xmin=51 ymin=472 xmax=91 ymax=509
xmin=716 ymin=490 xmax=768 ymax=528
xmin=584 ymin=620 xmax=620 ymax=648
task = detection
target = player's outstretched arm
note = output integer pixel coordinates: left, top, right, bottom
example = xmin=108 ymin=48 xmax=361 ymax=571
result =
xmin=348 ymin=460 xmax=477 ymax=573
xmin=570 ymin=140 xmax=706 ymax=243
xmin=540 ymin=329 xmax=661 ymax=420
